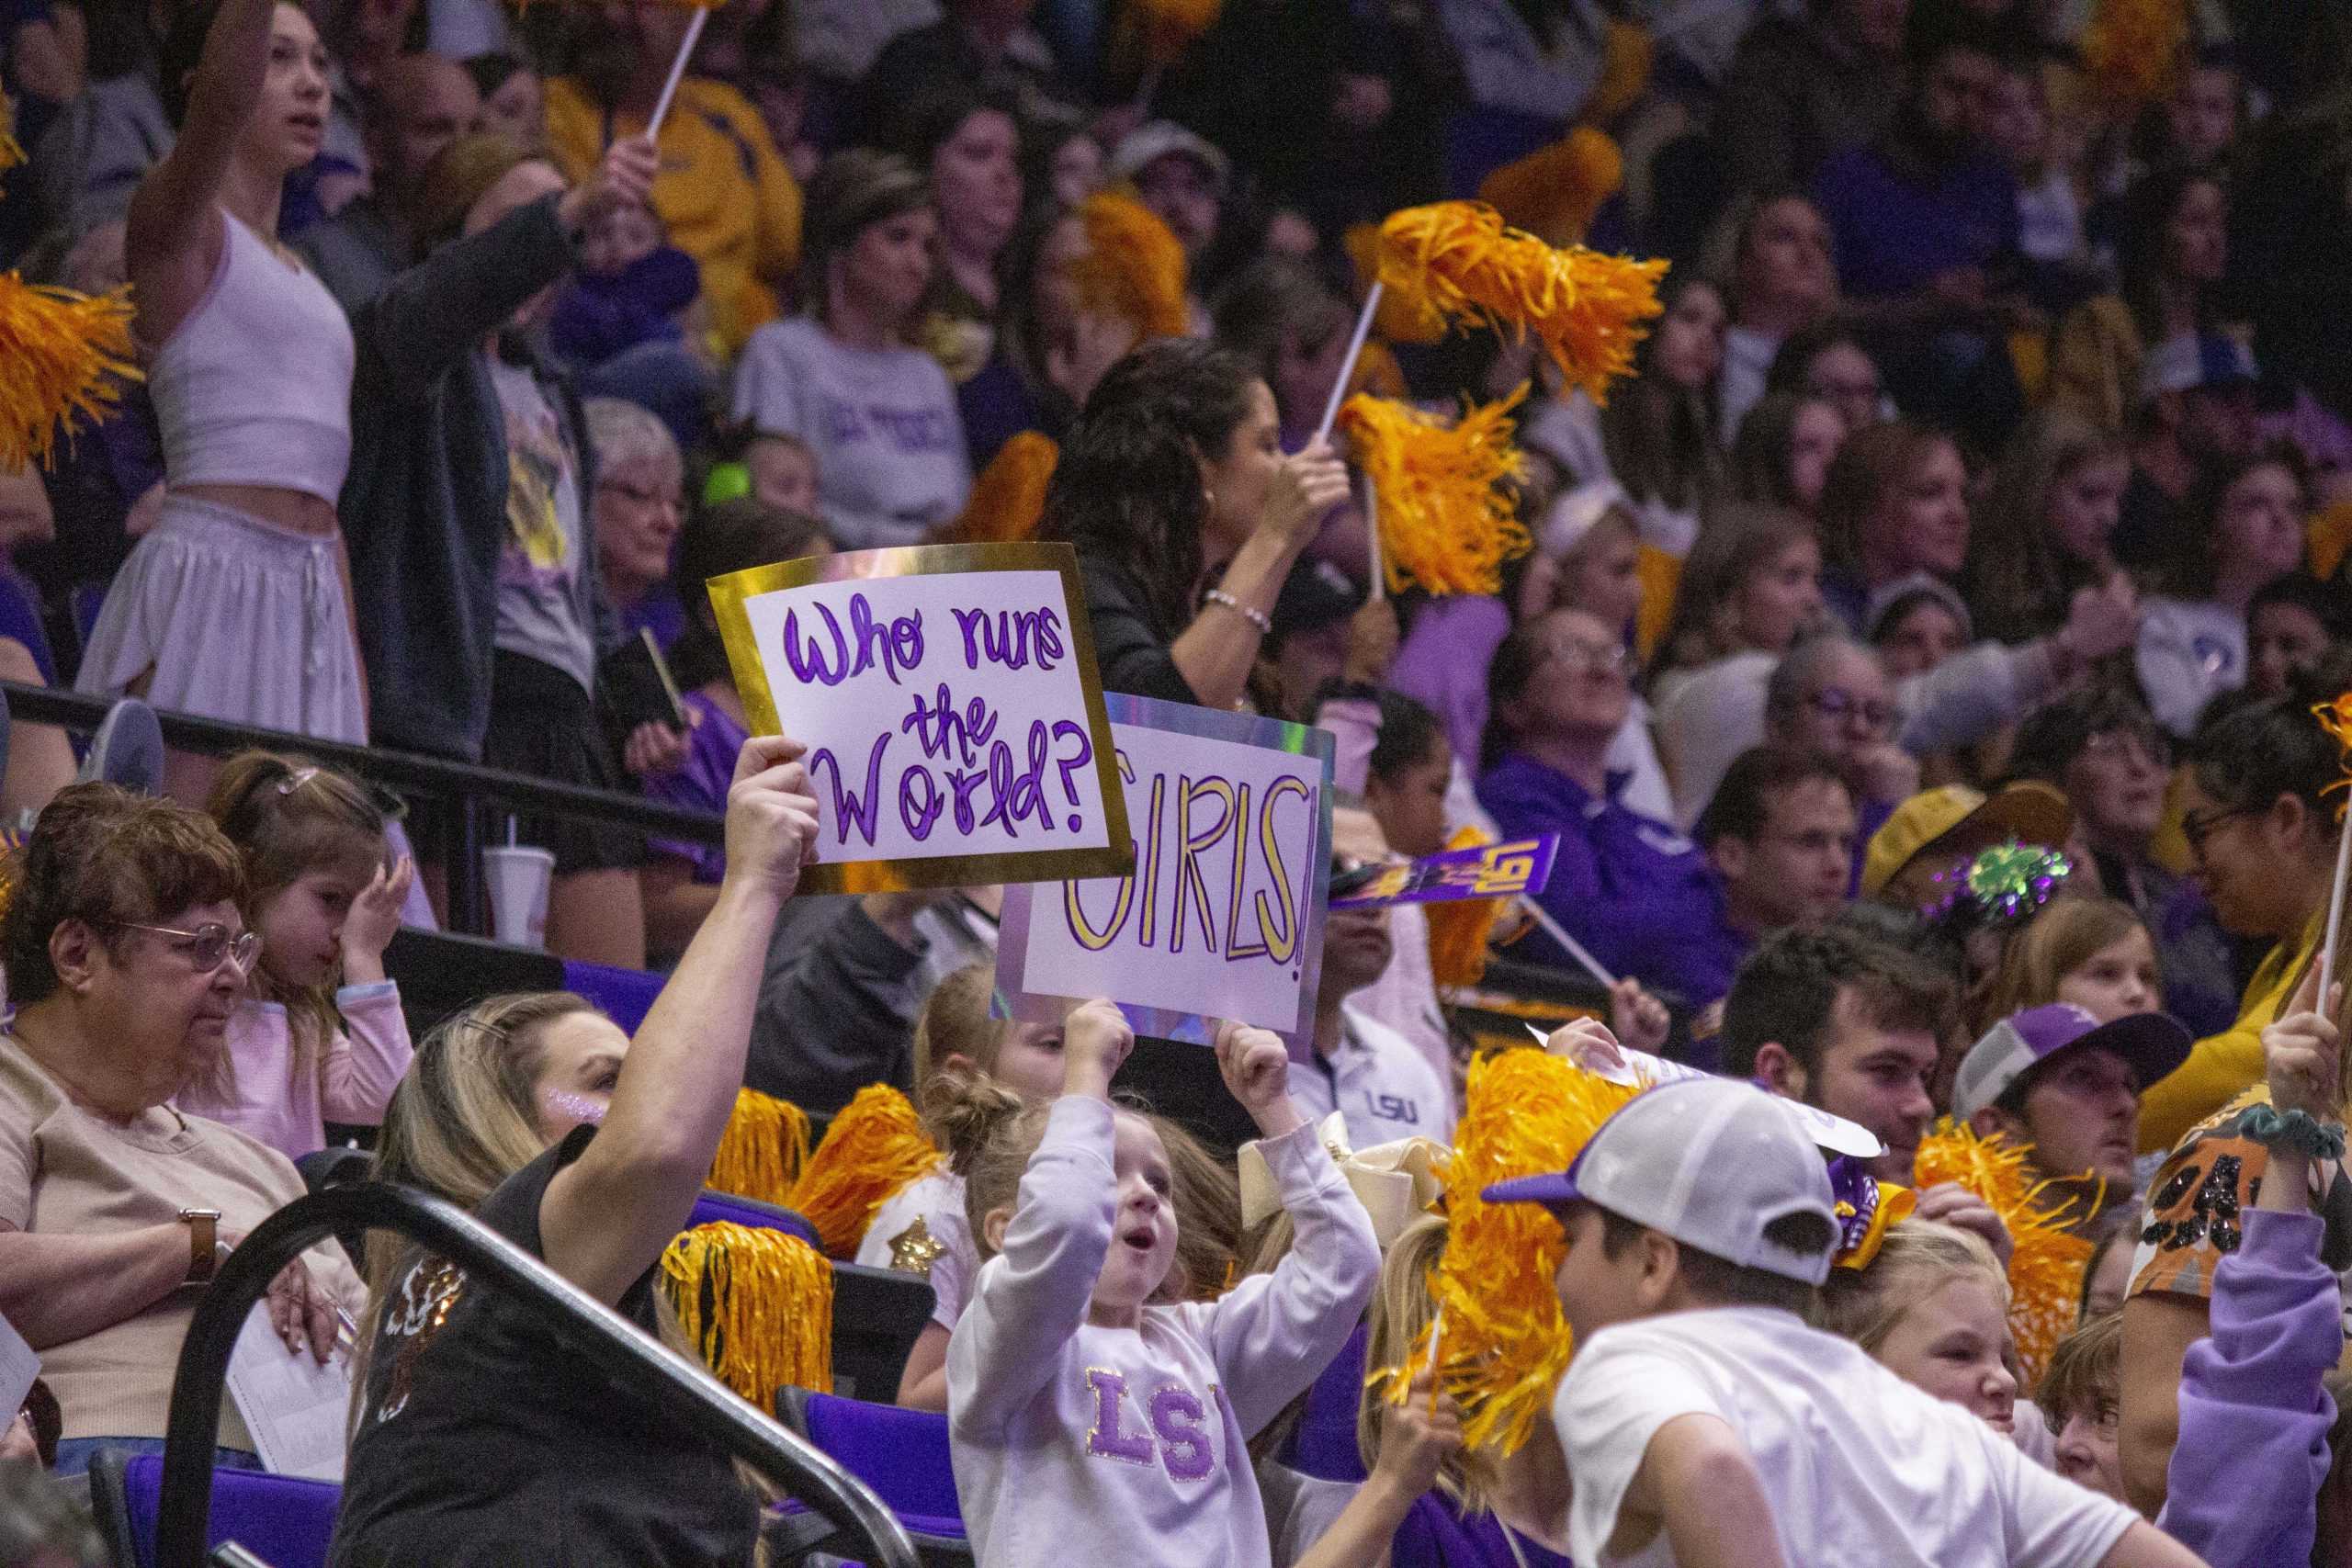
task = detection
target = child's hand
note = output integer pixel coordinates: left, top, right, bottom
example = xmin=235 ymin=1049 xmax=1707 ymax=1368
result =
xmin=338 ymin=854 xmax=414 ymax=979
xmin=1544 ymin=1014 xmax=1626 ymax=1074
xmin=1373 ymin=1373 xmax=1463 ymax=1498
xmin=1607 ymin=978 xmax=1670 ymax=1057
xmin=1215 ymin=1021 xmax=1304 ymax=1138
xmin=2263 ymin=964 xmax=2343 ymax=1122
xmin=1060 ymin=998 xmax=1133 ymax=1100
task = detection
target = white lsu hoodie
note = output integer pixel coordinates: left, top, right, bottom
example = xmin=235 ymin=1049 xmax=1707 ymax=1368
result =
xmin=947 ymin=1097 xmax=1378 ymax=1568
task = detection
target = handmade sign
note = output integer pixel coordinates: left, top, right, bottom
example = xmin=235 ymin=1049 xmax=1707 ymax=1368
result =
xmin=1332 ymin=833 xmax=1557 ymax=910
xmin=997 ymin=694 xmax=1335 ymax=1051
xmin=1528 ymin=1023 xmax=1883 ymax=1158
xmin=710 ymin=542 xmax=1130 ymax=894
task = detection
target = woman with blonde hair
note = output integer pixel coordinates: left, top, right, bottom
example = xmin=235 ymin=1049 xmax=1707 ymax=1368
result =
xmin=330 ymin=734 xmax=820 ymax=1566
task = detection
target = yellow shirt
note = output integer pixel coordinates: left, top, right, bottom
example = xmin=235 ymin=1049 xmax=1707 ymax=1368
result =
xmin=545 ymin=77 xmax=802 ymax=356
xmin=2137 ymin=914 xmax=2321 ymax=1154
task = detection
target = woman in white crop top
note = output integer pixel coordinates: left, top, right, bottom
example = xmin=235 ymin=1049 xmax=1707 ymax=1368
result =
xmin=75 ymin=0 xmax=366 ymax=794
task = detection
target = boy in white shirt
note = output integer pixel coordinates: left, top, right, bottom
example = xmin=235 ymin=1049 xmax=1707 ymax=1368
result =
xmin=1483 ymin=1076 xmax=2207 ymax=1568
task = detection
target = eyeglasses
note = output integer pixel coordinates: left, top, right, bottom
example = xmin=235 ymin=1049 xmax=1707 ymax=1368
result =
xmin=2180 ymin=805 xmax=2262 ymax=857
xmin=1806 ymin=686 xmax=1894 ymax=733
xmin=1542 ymin=639 xmax=1629 ymax=678
xmin=115 ymin=922 xmax=260 ymax=975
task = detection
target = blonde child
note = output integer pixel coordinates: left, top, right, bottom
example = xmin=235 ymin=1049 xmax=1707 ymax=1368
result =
xmin=858 ymin=962 xmax=1073 ymax=1410
xmin=1487 ymin=1077 xmax=2188 ymax=1567
xmin=175 ymin=751 xmax=415 ymax=1160
xmin=1821 ymin=1220 xmax=2022 ymax=1438
xmin=947 ymin=1003 xmax=1378 ymax=1567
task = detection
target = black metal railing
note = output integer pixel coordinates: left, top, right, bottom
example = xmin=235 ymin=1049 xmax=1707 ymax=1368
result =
xmin=156 ymin=1183 xmax=918 ymax=1568
xmin=0 ymin=682 xmax=724 ymax=938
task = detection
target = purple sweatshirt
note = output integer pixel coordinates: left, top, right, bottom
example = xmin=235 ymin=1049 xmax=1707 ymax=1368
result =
xmin=2156 ymin=1207 xmax=2341 ymax=1567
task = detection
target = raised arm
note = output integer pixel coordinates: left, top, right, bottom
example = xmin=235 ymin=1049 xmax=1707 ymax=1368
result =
xmin=537 ymin=734 xmax=818 ymax=1305
xmin=124 ymin=0 xmax=276 ymax=331
xmin=1167 ymin=441 xmax=1349 ymax=712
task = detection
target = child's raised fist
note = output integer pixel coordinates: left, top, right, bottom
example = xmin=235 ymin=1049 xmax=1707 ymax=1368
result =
xmin=1060 ymin=998 xmax=1134 ymax=1098
xmin=1214 ymin=1021 xmax=1304 ymax=1136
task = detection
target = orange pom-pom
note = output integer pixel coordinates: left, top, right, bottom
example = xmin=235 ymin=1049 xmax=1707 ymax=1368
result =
xmin=1373 ymin=201 xmax=1668 ymax=405
xmin=1071 ymin=190 xmax=1188 ymax=343
xmin=707 ymin=1088 xmax=811 ymax=1208
xmin=944 ymin=432 xmax=1058 ymax=546
xmin=1426 ymin=827 xmax=1509 ymax=987
xmin=1912 ymin=1119 xmax=2098 ymax=1388
xmin=0 ymin=276 xmax=140 ymax=470
xmin=2312 ymin=691 xmax=2352 ymax=821
xmin=2080 ymin=0 xmax=2188 ymax=107
xmin=1134 ymin=0 xmax=1221 ymax=66
xmin=1344 ymin=223 xmax=1446 ymax=345
xmin=1340 ymin=384 xmax=1531 ymax=597
xmin=0 ymin=85 xmax=21 ymax=175
xmin=1476 ymin=127 xmax=1623 ymax=249
xmin=660 ymin=1222 xmax=833 ymax=1402
xmin=787 ymin=1084 xmax=944 ymax=1258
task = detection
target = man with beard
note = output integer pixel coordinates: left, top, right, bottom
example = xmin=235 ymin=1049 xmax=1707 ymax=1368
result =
xmin=544 ymin=0 xmax=801 ymax=355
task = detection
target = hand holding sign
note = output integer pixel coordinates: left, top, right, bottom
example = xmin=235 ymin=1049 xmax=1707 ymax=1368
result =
xmin=723 ymin=735 xmax=823 ymax=901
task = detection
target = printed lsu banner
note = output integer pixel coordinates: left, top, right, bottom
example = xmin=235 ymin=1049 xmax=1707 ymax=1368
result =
xmin=997 ymin=694 xmax=1336 ymax=1052
xmin=709 ymin=542 xmax=1131 ymax=894
xmin=1330 ymin=834 xmax=1558 ymax=910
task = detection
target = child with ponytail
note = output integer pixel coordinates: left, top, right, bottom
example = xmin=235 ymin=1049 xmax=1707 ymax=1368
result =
xmin=948 ymin=1002 xmax=1378 ymax=1567
xmin=176 ymin=750 xmax=415 ymax=1159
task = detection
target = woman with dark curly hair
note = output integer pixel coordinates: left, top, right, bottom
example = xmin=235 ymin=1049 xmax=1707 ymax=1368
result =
xmin=1040 ymin=339 xmax=1347 ymax=712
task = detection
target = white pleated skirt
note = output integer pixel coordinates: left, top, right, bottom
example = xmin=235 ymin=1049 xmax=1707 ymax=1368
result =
xmin=74 ymin=494 xmax=367 ymax=744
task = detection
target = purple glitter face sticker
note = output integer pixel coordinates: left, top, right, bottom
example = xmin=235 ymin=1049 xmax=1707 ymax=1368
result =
xmin=537 ymin=1089 xmax=610 ymax=1131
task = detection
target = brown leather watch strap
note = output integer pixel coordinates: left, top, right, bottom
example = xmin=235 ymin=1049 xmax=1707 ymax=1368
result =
xmin=179 ymin=1208 xmax=221 ymax=1284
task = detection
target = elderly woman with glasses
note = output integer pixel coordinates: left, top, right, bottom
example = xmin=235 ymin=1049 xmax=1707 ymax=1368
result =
xmin=0 ymin=785 xmax=365 ymax=1477
xmin=1476 ymin=608 xmax=1746 ymax=1011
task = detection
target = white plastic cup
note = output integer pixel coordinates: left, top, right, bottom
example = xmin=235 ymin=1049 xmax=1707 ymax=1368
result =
xmin=482 ymin=845 xmax=556 ymax=951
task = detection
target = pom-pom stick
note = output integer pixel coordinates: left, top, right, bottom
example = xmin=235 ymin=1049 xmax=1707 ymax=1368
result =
xmin=707 ymin=1087 xmax=811 ymax=1207
xmin=1341 ymin=385 xmax=1530 ymax=598
xmin=1362 ymin=473 xmax=1385 ymax=604
xmin=1310 ymin=279 xmax=1384 ymax=446
xmin=0 ymin=276 xmax=140 ymax=470
xmin=1372 ymin=200 xmax=1668 ymax=405
xmin=2312 ymin=693 xmax=2352 ymax=998
xmin=1523 ymin=898 xmax=1616 ymax=989
xmin=659 ymin=1222 xmax=833 ymax=1401
xmin=645 ymin=6 xmax=711 ymax=141
xmin=787 ymin=1082 xmax=944 ymax=1257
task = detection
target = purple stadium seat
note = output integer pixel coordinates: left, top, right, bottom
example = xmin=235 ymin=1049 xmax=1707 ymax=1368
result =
xmin=94 ymin=1450 xmax=341 ymax=1568
xmin=559 ymin=958 xmax=664 ymax=1033
xmin=776 ymin=1387 xmax=966 ymax=1543
xmin=688 ymin=1188 xmax=822 ymax=1250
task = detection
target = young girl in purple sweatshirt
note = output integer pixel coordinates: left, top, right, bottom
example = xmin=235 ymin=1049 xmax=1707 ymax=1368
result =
xmin=2156 ymin=963 xmax=2346 ymax=1567
xmin=946 ymin=1002 xmax=1380 ymax=1568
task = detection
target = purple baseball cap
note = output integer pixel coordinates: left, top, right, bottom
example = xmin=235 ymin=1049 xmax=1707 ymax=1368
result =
xmin=1951 ymin=1003 xmax=2193 ymax=1121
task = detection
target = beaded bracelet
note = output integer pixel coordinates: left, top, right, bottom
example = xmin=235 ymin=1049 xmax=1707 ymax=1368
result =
xmin=2240 ymin=1104 xmax=2349 ymax=1162
xmin=1204 ymin=589 xmax=1272 ymax=637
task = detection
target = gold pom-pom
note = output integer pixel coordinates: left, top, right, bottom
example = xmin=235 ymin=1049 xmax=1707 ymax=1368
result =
xmin=1581 ymin=20 xmax=1653 ymax=130
xmin=1134 ymin=0 xmax=1221 ymax=66
xmin=1476 ymin=127 xmax=1623 ymax=249
xmin=1372 ymin=1048 xmax=1645 ymax=1453
xmin=2080 ymin=0 xmax=2188 ymax=107
xmin=787 ymin=1084 xmax=944 ymax=1258
xmin=0 ymin=85 xmax=21 ymax=175
xmin=0 ymin=276 xmax=140 ymax=471
xmin=1373 ymin=201 xmax=1669 ymax=405
xmin=1070 ymin=190 xmax=1189 ymax=343
xmin=2311 ymin=692 xmax=2352 ymax=822
xmin=1913 ymin=1119 xmax=2098 ymax=1387
xmin=660 ymin=1222 xmax=833 ymax=1403
xmin=944 ymin=432 xmax=1057 ymax=546
xmin=1344 ymin=223 xmax=1446 ymax=344
xmin=707 ymin=1088 xmax=811 ymax=1209
xmin=1340 ymin=384 xmax=1532 ymax=597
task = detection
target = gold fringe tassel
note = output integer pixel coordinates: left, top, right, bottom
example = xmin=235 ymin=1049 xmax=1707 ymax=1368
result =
xmin=1476 ymin=127 xmax=1623 ymax=250
xmin=1913 ymin=1119 xmax=2099 ymax=1388
xmin=659 ymin=1222 xmax=832 ymax=1403
xmin=1371 ymin=1048 xmax=1645 ymax=1453
xmin=0 ymin=276 xmax=140 ymax=471
xmin=1373 ymin=201 xmax=1669 ymax=406
xmin=788 ymin=1083 xmax=944 ymax=1258
xmin=1071 ymin=190 xmax=1189 ymax=344
xmin=707 ymin=1088 xmax=811 ymax=1208
xmin=1343 ymin=223 xmax=1447 ymax=345
xmin=1340 ymin=384 xmax=1531 ymax=597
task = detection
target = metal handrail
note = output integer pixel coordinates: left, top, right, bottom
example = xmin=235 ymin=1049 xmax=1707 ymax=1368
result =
xmin=156 ymin=1183 xmax=919 ymax=1568
xmin=0 ymin=681 xmax=725 ymax=935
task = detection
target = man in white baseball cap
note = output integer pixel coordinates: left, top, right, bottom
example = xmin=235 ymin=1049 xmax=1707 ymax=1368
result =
xmin=1485 ymin=1075 xmax=2197 ymax=1568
